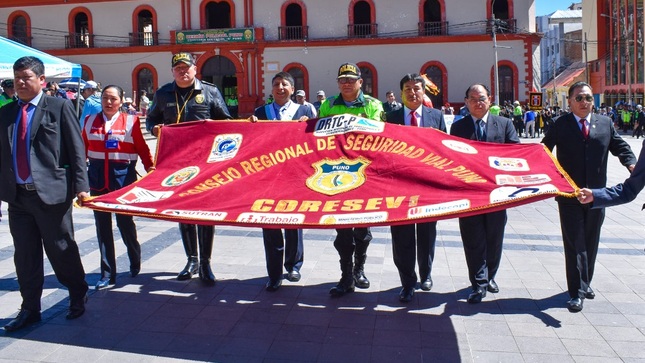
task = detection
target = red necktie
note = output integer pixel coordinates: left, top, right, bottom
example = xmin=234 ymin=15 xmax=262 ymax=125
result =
xmin=17 ymin=103 xmax=30 ymax=180
xmin=410 ymin=110 xmax=418 ymax=127
xmin=580 ymin=118 xmax=589 ymax=139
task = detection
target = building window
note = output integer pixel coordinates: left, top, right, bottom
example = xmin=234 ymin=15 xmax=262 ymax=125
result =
xmin=68 ymin=10 xmax=93 ymax=48
xmin=423 ymin=65 xmax=444 ymax=109
xmin=499 ymin=65 xmax=514 ymax=104
xmin=281 ymin=2 xmax=307 ymax=40
xmin=357 ymin=62 xmax=377 ymax=97
xmin=137 ymin=68 xmax=155 ymax=96
xmin=10 ymin=15 xmax=30 ymax=45
xmin=284 ymin=63 xmax=308 ymax=95
xmin=420 ymin=0 xmax=446 ymax=36
xmin=205 ymin=1 xmax=232 ymax=29
xmin=349 ymin=0 xmax=377 ymax=38
xmin=489 ymin=0 xmax=516 ymax=33
xmin=132 ymin=8 xmax=158 ymax=46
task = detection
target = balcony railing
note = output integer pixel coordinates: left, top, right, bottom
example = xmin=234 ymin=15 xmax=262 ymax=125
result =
xmin=65 ymin=33 xmax=95 ymax=49
xmin=418 ymin=21 xmax=449 ymax=36
xmin=129 ymin=31 xmax=159 ymax=46
xmin=278 ymin=26 xmax=309 ymax=40
xmin=348 ymin=23 xmax=378 ymax=38
xmin=487 ymin=18 xmax=517 ymax=34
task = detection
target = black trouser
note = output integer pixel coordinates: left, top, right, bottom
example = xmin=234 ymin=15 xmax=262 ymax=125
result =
xmin=557 ymin=202 xmax=604 ymax=299
xmin=93 ymin=210 xmax=140 ymax=280
xmin=333 ymin=227 xmax=372 ymax=263
xmin=9 ymin=189 xmax=88 ymax=312
xmin=391 ymin=222 xmax=437 ymax=289
xmin=262 ymin=228 xmax=303 ymax=281
xmin=458 ymin=210 xmax=507 ymax=289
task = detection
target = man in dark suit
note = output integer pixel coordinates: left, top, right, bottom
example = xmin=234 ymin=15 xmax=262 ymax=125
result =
xmin=542 ymin=81 xmax=636 ymax=312
xmin=385 ymin=73 xmax=446 ymax=302
xmin=450 ymin=84 xmax=519 ymax=304
xmin=0 ymin=57 xmax=90 ymax=332
xmin=249 ymin=72 xmax=312 ymax=292
xmin=382 ymin=91 xmax=402 ymax=113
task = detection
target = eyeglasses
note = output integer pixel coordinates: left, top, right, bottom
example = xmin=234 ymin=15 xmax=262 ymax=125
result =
xmin=467 ymin=96 xmax=488 ymax=104
xmin=338 ymin=78 xmax=358 ymax=84
xmin=574 ymin=95 xmax=594 ymax=102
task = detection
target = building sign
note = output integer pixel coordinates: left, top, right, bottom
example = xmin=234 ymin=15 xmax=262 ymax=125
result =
xmin=529 ymin=92 xmax=543 ymax=110
xmin=175 ymin=28 xmax=254 ymax=44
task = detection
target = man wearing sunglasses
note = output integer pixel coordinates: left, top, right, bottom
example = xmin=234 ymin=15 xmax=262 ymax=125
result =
xmin=542 ymin=81 xmax=636 ymax=312
xmin=318 ymin=62 xmax=384 ymax=297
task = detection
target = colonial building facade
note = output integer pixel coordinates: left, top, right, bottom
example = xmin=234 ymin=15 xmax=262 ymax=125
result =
xmin=1 ymin=0 xmax=538 ymax=116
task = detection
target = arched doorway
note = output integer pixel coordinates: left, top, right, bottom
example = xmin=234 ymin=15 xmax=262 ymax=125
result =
xmin=201 ymin=55 xmax=238 ymax=116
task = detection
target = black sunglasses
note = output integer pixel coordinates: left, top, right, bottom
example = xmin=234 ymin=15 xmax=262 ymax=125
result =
xmin=574 ymin=95 xmax=593 ymax=102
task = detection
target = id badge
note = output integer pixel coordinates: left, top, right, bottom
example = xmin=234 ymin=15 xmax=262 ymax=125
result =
xmin=106 ymin=139 xmax=118 ymax=149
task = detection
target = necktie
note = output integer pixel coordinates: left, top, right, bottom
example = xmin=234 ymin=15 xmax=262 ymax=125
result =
xmin=17 ymin=103 xmax=30 ymax=180
xmin=580 ymin=119 xmax=589 ymax=139
xmin=410 ymin=110 xmax=418 ymax=127
xmin=476 ymin=119 xmax=485 ymax=141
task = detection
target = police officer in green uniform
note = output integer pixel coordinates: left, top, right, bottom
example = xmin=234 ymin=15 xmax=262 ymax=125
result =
xmin=318 ymin=63 xmax=384 ymax=296
xmin=146 ymin=52 xmax=231 ymax=285
xmin=0 ymin=80 xmax=16 ymax=108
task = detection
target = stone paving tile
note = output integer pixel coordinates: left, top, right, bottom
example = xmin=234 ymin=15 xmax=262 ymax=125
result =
xmin=560 ymin=338 xmax=618 ymax=357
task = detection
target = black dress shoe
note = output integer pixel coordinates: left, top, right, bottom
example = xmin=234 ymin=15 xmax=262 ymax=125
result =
xmin=199 ymin=263 xmax=216 ymax=285
xmin=567 ymin=298 xmax=583 ymax=312
xmin=467 ymin=288 xmax=487 ymax=304
xmin=487 ymin=279 xmax=499 ymax=293
xmin=265 ymin=279 xmax=282 ymax=292
xmin=586 ymin=287 xmax=595 ymax=299
xmin=66 ymin=294 xmax=88 ymax=320
xmin=286 ymin=270 xmax=301 ymax=282
xmin=130 ymin=268 xmax=140 ymax=277
xmin=95 ymin=277 xmax=115 ymax=290
xmin=420 ymin=278 xmax=433 ymax=291
xmin=4 ymin=309 xmax=41 ymax=332
xmin=177 ymin=258 xmax=199 ymax=281
xmin=399 ymin=287 xmax=415 ymax=302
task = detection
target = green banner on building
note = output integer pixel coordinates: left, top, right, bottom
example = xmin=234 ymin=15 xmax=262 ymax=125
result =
xmin=176 ymin=28 xmax=254 ymax=44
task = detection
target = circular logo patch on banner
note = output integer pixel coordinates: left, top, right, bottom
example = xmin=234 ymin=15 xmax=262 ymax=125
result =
xmin=162 ymin=166 xmax=200 ymax=187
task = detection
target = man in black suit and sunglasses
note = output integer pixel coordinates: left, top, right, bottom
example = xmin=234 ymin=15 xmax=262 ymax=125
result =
xmin=542 ymin=81 xmax=636 ymax=312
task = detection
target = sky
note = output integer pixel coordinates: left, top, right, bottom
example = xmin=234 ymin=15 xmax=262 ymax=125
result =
xmin=536 ymin=0 xmax=577 ymax=16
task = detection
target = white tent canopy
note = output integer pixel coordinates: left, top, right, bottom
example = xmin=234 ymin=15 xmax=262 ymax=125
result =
xmin=0 ymin=37 xmax=82 ymax=79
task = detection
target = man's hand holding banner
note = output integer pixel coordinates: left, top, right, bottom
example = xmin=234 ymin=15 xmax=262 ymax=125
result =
xmin=83 ymin=114 xmax=577 ymax=228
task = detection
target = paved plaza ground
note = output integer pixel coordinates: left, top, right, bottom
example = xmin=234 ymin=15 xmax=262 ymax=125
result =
xmin=0 ymin=132 xmax=643 ymax=362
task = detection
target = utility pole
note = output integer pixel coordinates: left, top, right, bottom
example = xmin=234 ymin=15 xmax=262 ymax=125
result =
xmin=584 ymin=32 xmax=589 ymax=84
xmin=492 ymin=15 xmax=500 ymax=104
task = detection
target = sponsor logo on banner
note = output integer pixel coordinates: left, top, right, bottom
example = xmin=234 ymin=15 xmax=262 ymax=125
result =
xmin=92 ymin=202 xmax=157 ymax=213
xmin=117 ymin=187 xmax=174 ymax=204
xmin=495 ymin=174 xmax=552 ymax=186
xmin=490 ymin=184 xmax=558 ymax=203
xmin=161 ymin=210 xmax=227 ymax=221
xmin=306 ymin=157 xmax=370 ymax=196
xmin=161 ymin=166 xmax=200 ymax=187
xmin=408 ymin=199 xmax=471 ymax=218
xmin=208 ymin=134 xmax=242 ymax=163
xmin=237 ymin=213 xmax=305 ymax=224
xmin=489 ymin=157 xmax=530 ymax=171
xmin=320 ymin=212 xmax=388 ymax=225
xmin=313 ymin=114 xmax=384 ymax=137
xmin=442 ymin=140 xmax=478 ymax=154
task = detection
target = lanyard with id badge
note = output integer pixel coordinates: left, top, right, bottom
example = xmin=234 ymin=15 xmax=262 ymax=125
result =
xmin=105 ymin=123 xmax=119 ymax=150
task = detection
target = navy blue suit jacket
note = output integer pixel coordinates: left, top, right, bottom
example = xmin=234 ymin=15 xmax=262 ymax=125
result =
xmin=450 ymin=114 xmax=519 ymax=144
xmin=385 ymin=106 xmax=447 ymax=132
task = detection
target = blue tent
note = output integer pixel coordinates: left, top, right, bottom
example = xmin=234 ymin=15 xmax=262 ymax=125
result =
xmin=0 ymin=37 xmax=82 ymax=79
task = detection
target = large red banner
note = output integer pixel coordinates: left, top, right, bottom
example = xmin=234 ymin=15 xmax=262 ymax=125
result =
xmin=83 ymin=114 xmax=577 ymax=228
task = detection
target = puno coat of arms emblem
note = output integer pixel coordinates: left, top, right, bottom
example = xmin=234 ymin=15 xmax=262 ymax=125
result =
xmin=306 ymin=157 xmax=370 ymax=196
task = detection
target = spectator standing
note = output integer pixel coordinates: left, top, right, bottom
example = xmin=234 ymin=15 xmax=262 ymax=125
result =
xmin=146 ymin=52 xmax=231 ymax=285
xmin=0 ymin=80 xmax=16 ymax=107
xmin=295 ymin=90 xmax=317 ymax=117
xmin=79 ymin=80 xmax=101 ymax=127
xmin=312 ymin=90 xmax=325 ymax=112
xmin=523 ymin=107 xmax=536 ymax=138
xmin=82 ymin=85 xmax=154 ymax=289
xmin=139 ymin=90 xmax=150 ymax=117
xmin=318 ymin=62 xmax=384 ymax=297
xmin=382 ymin=91 xmax=402 ymax=113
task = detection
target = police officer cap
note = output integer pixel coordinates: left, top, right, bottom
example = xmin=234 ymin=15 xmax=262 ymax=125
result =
xmin=172 ymin=52 xmax=195 ymax=67
xmin=337 ymin=63 xmax=361 ymax=80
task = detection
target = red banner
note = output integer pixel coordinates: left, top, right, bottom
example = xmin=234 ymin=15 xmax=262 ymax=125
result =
xmin=83 ymin=114 xmax=577 ymax=228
